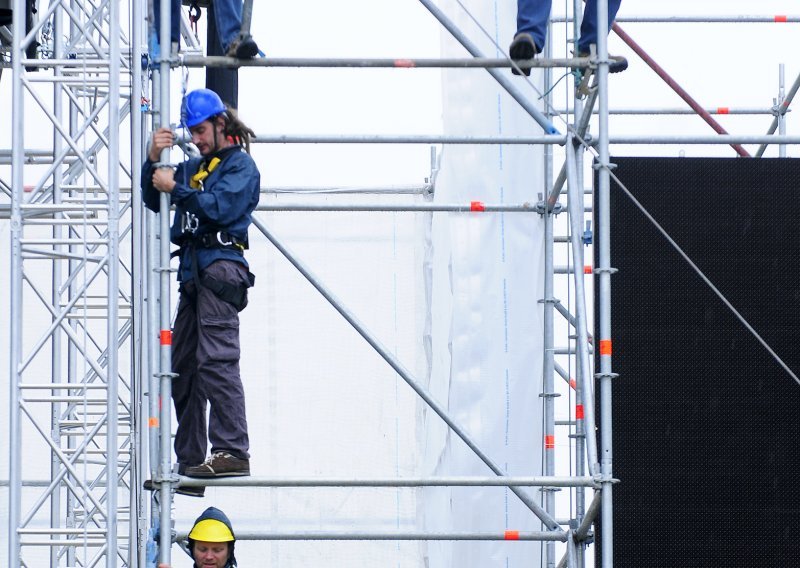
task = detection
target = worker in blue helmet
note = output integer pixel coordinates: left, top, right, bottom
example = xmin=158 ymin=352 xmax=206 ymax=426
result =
xmin=158 ymin=506 xmax=238 ymax=568
xmin=142 ymin=88 xmax=260 ymax=495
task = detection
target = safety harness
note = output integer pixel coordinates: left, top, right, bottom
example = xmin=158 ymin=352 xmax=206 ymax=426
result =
xmin=176 ymin=150 xmax=255 ymax=311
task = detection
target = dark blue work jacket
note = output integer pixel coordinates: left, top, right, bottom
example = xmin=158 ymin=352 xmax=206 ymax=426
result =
xmin=142 ymin=146 xmax=261 ymax=282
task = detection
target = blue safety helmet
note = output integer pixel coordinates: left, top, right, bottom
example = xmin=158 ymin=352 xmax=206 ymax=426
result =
xmin=181 ymin=88 xmax=227 ymax=129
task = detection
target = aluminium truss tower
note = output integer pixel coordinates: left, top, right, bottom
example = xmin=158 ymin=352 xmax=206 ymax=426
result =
xmin=8 ymin=0 xmax=143 ymax=564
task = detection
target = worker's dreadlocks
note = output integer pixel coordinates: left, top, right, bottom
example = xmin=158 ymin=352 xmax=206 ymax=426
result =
xmin=221 ymin=106 xmax=256 ymax=154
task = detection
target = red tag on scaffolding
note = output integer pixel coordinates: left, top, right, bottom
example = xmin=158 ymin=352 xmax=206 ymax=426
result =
xmin=160 ymin=330 xmax=172 ymax=346
xmin=470 ymin=201 xmax=485 ymax=212
xmin=504 ymin=530 xmax=520 ymax=540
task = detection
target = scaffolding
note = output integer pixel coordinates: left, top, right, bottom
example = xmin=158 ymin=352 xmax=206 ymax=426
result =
xmin=3 ymin=0 xmax=798 ymax=566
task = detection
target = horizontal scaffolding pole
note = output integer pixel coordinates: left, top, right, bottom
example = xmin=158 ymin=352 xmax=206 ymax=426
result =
xmin=553 ymin=15 xmax=800 ymax=23
xmin=249 ymin=133 xmax=800 ymax=145
xmin=262 ymin=184 xmax=431 ymax=195
xmin=177 ymin=55 xmax=591 ymax=70
xmin=606 ymin=134 xmax=800 ymax=144
xmin=171 ymin=476 xmax=599 ymax=488
xmin=174 ymin=530 xmax=569 ymax=542
xmin=556 ymin=107 xmax=780 ymax=115
xmin=254 ymin=203 xmax=540 ymax=212
xmin=251 ymin=134 xmax=565 ymax=145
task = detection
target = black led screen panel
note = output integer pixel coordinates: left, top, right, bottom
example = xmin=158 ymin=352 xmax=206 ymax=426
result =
xmin=595 ymin=157 xmax=800 ymax=567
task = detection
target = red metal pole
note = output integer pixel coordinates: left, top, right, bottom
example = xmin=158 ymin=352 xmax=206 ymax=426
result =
xmin=612 ymin=23 xmax=751 ymax=158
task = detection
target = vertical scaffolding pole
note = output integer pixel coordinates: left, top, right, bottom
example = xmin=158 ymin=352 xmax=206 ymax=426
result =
xmin=106 ymin=0 xmax=122 ymax=562
xmin=156 ymin=0 xmax=175 ymax=563
xmin=8 ymin=0 xmax=25 ymax=563
xmin=596 ymin=0 xmax=614 ymax=566
xmin=542 ymin=18 xmax=557 ymax=568
xmin=778 ymin=65 xmax=786 ymax=158
xmin=50 ymin=5 xmax=65 ymax=566
xmin=131 ymin=0 xmax=147 ymax=562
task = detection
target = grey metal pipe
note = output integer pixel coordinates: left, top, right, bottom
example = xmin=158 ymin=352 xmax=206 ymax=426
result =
xmin=105 ymin=0 xmax=122 ymax=560
xmin=240 ymin=0 xmax=253 ymax=36
xmin=9 ymin=0 xmax=25 ymax=562
xmin=548 ymin=87 xmax=598 ymax=209
xmin=174 ymin=476 xmax=599 ymax=488
xmin=575 ymin=490 xmax=602 ymax=541
xmin=596 ymin=3 xmax=615 ymax=565
xmin=415 ymin=0 xmax=559 ymax=134
xmin=564 ymin=137 xmax=599 ymax=476
xmin=609 ymin=134 xmax=800 ymax=144
xmin=174 ymin=530 xmax=569 ymax=542
xmin=250 ymin=216 xmax=564 ymax=533
xmin=571 ymin=15 xmax=800 ymax=23
xmin=778 ymin=65 xmax=787 ymax=158
xmin=261 ymin=184 xmax=431 ymax=195
xmin=557 ymin=107 xmax=778 ymax=115
xmin=254 ymin=203 xmax=540 ymax=212
xmin=180 ymin=55 xmax=591 ymax=70
xmin=543 ymin=38 xmax=557 ymax=568
xmin=251 ymin=134 xmax=565 ymax=145
xmin=130 ymin=0 xmax=148 ymax=563
xmin=156 ymin=0 xmax=174 ymax=561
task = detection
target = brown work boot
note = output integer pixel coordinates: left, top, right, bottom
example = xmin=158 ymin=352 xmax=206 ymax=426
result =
xmin=575 ymin=51 xmax=628 ymax=97
xmin=184 ymin=452 xmax=250 ymax=478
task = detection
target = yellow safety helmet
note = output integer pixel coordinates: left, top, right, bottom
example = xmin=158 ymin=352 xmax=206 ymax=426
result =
xmin=188 ymin=507 xmax=236 ymax=543
xmin=189 ymin=518 xmax=234 ymax=543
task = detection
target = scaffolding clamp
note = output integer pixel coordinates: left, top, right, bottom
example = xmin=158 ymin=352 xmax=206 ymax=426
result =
xmin=591 ymin=266 xmax=618 ymax=275
xmin=771 ymin=100 xmax=790 ymax=117
xmin=592 ymin=160 xmax=618 ymax=171
xmin=594 ymin=372 xmax=619 ymax=381
xmin=535 ymin=193 xmax=563 ymax=215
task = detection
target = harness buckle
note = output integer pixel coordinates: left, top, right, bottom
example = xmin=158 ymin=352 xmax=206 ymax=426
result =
xmin=216 ymin=231 xmax=233 ymax=246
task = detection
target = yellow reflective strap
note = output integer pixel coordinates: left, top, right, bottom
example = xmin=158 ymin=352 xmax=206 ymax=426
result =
xmin=189 ymin=157 xmax=222 ymax=189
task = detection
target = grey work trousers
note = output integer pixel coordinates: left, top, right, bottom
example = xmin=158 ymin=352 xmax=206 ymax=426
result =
xmin=171 ymin=259 xmax=251 ymax=469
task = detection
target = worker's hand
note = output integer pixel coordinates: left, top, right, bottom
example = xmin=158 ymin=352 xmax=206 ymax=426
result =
xmin=148 ymin=127 xmax=176 ymax=162
xmin=157 ymin=564 xmax=171 ymax=568
xmin=152 ymin=166 xmax=176 ymax=193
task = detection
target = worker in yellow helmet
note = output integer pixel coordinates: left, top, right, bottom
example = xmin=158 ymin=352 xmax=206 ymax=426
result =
xmin=158 ymin=506 xmax=238 ymax=568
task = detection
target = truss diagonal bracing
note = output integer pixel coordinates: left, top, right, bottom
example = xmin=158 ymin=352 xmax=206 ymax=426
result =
xmin=8 ymin=0 xmax=137 ymax=564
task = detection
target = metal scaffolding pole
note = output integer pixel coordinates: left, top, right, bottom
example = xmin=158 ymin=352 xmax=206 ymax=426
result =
xmin=596 ymin=2 xmax=615 ymax=566
xmin=155 ymin=0 xmax=175 ymax=562
xmin=172 ymin=475 xmax=599 ymax=488
xmin=175 ymin=530 xmax=570 ymax=542
xmin=180 ymin=55 xmax=592 ymax=70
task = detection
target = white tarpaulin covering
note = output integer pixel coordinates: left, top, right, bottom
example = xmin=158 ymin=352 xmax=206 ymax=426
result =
xmin=422 ymin=0 xmax=547 ymax=566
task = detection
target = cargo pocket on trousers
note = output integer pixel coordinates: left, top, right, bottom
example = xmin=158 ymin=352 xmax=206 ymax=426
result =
xmin=200 ymin=315 xmax=241 ymax=362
